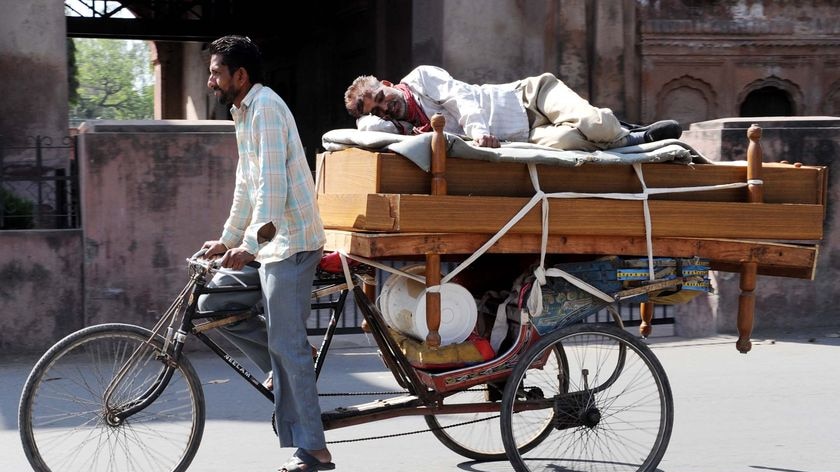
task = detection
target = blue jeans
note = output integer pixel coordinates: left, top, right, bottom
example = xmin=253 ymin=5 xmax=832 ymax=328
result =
xmin=197 ymin=249 xmax=325 ymax=449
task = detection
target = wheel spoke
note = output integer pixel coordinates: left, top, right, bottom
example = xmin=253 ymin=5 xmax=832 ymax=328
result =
xmin=501 ymin=324 xmax=673 ymax=472
xmin=19 ymin=324 xmax=205 ymax=472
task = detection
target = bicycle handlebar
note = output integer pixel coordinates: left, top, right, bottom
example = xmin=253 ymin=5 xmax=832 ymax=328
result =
xmin=188 ymin=248 xmax=261 ymax=271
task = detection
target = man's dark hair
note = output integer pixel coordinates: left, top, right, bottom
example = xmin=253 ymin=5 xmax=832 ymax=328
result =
xmin=209 ymin=35 xmax=264 ymax=84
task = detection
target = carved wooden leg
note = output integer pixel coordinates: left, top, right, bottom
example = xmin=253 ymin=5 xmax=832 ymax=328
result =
xmin=736 ymin=261 xmax=758 ymax=353
xmin=640 ymin=302 xmax=654 ymax=338
xmin=360 ymin=276 xmax=377 ymax=333
xmin=425 ymin=253 xmax=442 ymax=348
xmin=737 ymin=125 xmax=762 ymax=353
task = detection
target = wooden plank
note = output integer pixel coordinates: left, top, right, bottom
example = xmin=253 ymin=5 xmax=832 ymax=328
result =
xmin=316 ymin=193 xmax=397 ymax=231
xmin=324 ymin=230 xmax=819 ymax=279
xmin=317 ymin=150 xmax=383 ymax=195
xmin=318 ymin=150 xmax=828 ymax=204
xmin=318 ymin=194 xmax=825 ymax=240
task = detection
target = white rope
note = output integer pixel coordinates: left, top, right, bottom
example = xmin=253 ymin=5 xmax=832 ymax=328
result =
xmin=632 ymin=163 xmax=656 ymax=281
xmin=338 ymin=251 xmax=426 ymax=283
xmin=532 ymin=164 xmax=550 ymax=273
xmin=440 ymin=191 xmax=545 ymax=284
xmin=315 ymin=153 xmax=327 ymax=194
xmin=515 ymin=162 xmax=752 ymax=317
xmin=213 ymin=268 xmax=250 ymax=287
xmin=338 ymin=252 xmax=356 ymax=290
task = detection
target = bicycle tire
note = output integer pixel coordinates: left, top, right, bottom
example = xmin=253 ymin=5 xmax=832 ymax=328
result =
xmin=424 ymin=383 xmax=507 ymax=461
xmin=425 ymin=346 xmax=566 ymax=461
xmin=18 ymin=323 xmax=206 ymax=472
xmin=500 ymin=323 xmax=674 ymax=472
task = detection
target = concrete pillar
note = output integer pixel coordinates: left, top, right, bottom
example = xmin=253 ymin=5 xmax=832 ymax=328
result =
xmin=590 ymin=1 xmax=626 ymax=116
xmin=152 ymin=41 xmax=185 ymax=119
xmin=555 ymin=0 xmax=590 ymax=97
xmin=0 ymin=0 xmax=68 ymax=147
xmin=183 ymin=42 xmax=227 ymax=120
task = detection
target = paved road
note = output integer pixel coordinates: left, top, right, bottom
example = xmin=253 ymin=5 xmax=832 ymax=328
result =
xmin=2 ymin=328 xmax=839 ymax=471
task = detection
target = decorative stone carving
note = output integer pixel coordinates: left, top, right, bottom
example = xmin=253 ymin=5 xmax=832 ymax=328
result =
xmin=656 ymin=75 xmax=717 ymax=127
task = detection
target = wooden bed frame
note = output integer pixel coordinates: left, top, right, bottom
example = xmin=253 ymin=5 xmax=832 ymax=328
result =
xmin=317 ymin=114 xmax=828 ymax=353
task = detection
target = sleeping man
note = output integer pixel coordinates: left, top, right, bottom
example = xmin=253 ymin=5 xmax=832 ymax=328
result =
xmin=344 ymin=65 xmax=682 ymax=152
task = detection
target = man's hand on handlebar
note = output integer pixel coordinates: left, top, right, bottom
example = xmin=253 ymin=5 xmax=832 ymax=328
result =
xmin=219 ymin=247 xmax=256 ymax=271
xmin=201 ymin=240 xmax=228 ymax=259
xmin=199 ymin=240 xmax=258 ymax=270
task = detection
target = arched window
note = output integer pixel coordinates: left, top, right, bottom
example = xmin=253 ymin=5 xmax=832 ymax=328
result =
xmin=739 ymin=86 xmax=794 ymax=117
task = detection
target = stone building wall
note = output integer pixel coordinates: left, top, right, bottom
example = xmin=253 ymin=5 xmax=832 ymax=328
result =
xmin=638 ymin=0 xmax=840 ymax=126
xmin=419 ymin=0 xmax=840 ymax=127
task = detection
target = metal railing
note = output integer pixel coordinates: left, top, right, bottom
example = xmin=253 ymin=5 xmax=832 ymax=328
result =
xmin=0 ymin=135 xmax=80 ymax=230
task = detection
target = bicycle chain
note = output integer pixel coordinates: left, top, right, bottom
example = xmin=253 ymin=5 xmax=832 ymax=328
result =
xmin=326 ymin=413 xmax=500 ymax=444
xmin=317 ymin=390 xmax=408 ymax=396
xmin=318 ymin=387 xmax=498 ymax=444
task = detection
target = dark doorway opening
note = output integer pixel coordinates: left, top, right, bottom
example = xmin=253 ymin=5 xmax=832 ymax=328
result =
xmin=740 ymin=86 xmax=794 ymax=117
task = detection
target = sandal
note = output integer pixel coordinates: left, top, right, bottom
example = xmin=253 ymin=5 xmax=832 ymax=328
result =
xmin=278 ymin=448 xmax=335 ymax=471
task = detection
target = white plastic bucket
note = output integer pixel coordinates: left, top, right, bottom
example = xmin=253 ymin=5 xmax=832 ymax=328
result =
xmin=379 ymin=264 xmax=477 ymax=346
xmin=379 ymin=264 xmax=427 ymax=334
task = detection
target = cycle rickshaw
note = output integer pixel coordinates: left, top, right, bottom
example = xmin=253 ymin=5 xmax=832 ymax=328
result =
xmin=18 ymin=118 xmax=827 ymax=471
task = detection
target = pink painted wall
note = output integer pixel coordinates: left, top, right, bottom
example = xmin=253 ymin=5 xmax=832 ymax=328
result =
xmin=0 ymin=230 xmax=83 ymax=352
xmin=78 ymin=120 xmax=237 ymax=328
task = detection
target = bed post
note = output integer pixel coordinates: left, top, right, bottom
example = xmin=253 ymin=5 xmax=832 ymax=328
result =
xmin=430 ymin=114 xmax=447 ymax=195
xmin=736 ymin=124 xmax=763 ymax=353
xmin=424 ymin=114 xmax=447 ymax=347
xmin=639 ymin=303 xmax=654 ymax=338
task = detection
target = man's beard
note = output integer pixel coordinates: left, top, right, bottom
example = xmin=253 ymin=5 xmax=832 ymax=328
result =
xmin=214 ymin=85 xmax=239 ymax=107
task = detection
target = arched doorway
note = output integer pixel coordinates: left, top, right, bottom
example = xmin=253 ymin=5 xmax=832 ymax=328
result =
xmin=739 ymin=86 xmax=794 ymax=117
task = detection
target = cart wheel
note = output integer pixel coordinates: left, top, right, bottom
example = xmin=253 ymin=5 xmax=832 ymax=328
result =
xmin=500 ymin=323 xmax=673 ymax=472
xmin=425 ymin=346 xmax=566 ymax=461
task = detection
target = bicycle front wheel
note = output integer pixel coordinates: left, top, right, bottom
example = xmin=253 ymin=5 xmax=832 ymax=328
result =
xmin=500 ymin=323 xmax=673 ymax=472
xmin=19 ymin=323 xmax=206 ymax=472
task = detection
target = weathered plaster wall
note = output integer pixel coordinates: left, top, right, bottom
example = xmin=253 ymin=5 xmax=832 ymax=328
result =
xmin=682 ymin=117 xmax=840 ymax=333
xmin=435 ymin=0 xmax=547 ymax=82
xmin=78 ymin=120 xmax=237 ymax=328
xmin=0 ymin=230 xmax=83 ymax=353
xmin=0 ymin=0 xmax=68 ymax=151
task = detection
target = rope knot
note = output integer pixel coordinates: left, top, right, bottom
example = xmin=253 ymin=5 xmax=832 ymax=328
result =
xmin=533 ymin=266 xmax=547 ymax=286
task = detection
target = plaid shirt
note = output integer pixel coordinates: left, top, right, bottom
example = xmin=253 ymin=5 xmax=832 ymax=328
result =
xmin=220 ymin=84 xmax=325 ymax=263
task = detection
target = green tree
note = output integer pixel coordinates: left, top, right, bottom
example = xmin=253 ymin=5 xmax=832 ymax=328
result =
xmin=69 ymin=38 xmax=154 ymax=122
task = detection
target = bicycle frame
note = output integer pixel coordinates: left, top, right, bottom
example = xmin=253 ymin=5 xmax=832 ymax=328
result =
xmin=108 ymin=258 xmax=357 ymax=421
xmin=104 ymin=252 xmax=632 ymax=433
